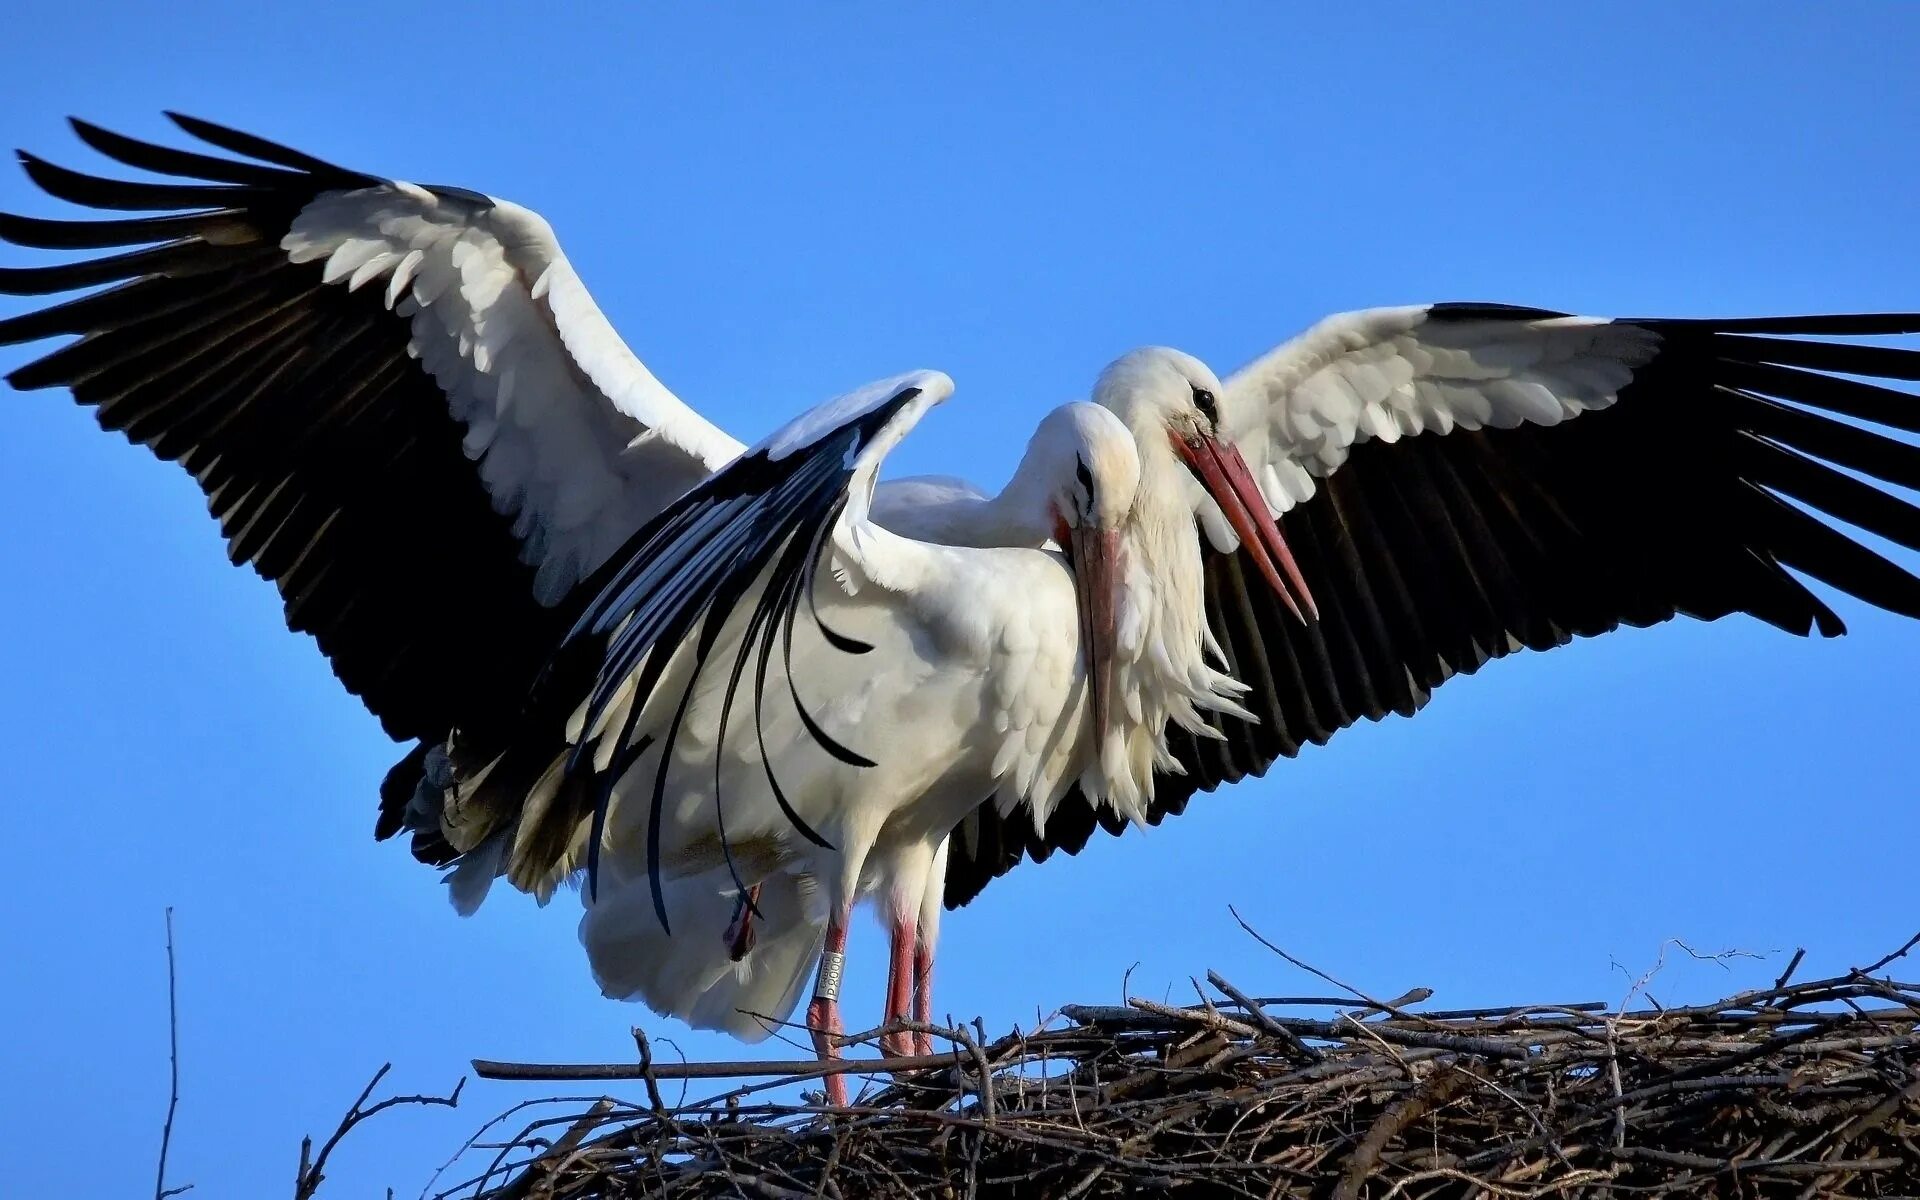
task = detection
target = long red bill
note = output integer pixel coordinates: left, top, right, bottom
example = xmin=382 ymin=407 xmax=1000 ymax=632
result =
xmin=1067 ymin=522 xmax=1122 ymax=751
xmin=1175 ymin=433 xmax=1317 ymax=622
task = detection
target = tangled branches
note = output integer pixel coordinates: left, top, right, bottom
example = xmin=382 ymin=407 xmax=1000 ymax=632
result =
xmin=424 ymin=957 xmax=1920 ymax=1198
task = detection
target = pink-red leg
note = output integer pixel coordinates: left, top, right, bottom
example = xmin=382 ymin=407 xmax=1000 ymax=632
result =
xmin=806 ymin=911 xmax=850 ymax=1106
xmin=722 ymin=883 xmax=762 ymax=962
xmin=911 ymin=938 xmax=935 ymax=1055
xmin=881 ymin=915 xmax=917 ymax=1056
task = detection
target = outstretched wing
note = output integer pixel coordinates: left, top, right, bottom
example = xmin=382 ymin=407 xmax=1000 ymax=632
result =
xmin=0 ymin=115 xmax=744 ymax=744
xmin=946 ymin=306 xmax=1920 ymax=907
xmin=427 ymin=371 xmax=954 ymax=923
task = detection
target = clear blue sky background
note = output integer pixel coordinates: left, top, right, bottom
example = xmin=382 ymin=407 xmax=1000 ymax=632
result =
xmin=3 ymin=4 xmax=1917 ymax=1196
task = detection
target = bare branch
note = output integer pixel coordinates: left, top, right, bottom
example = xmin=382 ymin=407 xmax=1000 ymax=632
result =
xmin=294 ymin=1064 xmax=464 ymax=1200
xmin=1228 ymin=904 xmax=1430 ymax=1022
xmin=1855 ymin=930 xmax=1920 ymax=977
xmin=154 ymin=907 xmax=192 ymax=1200
xmin=1772 ymin=946 xmax=1808 ymax=990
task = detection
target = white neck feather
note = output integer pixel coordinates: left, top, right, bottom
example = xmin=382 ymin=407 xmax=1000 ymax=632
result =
xmin=1043 ymin=439 xmax=1252 ymax=830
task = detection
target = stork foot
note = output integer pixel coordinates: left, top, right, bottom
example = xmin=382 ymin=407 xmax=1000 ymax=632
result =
xmin=879 ymin=1027 xmax=916 ymax=1057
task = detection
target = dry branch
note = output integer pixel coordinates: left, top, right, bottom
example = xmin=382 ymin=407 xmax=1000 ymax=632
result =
xmin=154 ymin=907 xmax=192 ymax=1200
xmin=293 ymin=1064 xmax=465 ymax=1199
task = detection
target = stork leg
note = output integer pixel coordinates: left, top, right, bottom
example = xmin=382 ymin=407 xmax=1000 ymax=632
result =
xmin=723 ymin=883 xmax=761 ymax=961
xmin=911 ymin=937 xmax=935 ymax=1056
xmin=881 ymin=915 xmax=917 ymax=1056
xmin=805 ymin=908 xmax=851 ymax=1107
xmin=912 ymin=840 xmax=947 ymax=1057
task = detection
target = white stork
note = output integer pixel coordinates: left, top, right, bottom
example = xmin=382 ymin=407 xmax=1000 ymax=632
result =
xmin=0 ymin=116 xmax=1256 ymax=1098
xmin=434 ymin=386 xmax=1245 ymax=1107
xmin=593 ymin=349 xmax=1294 ymax=1060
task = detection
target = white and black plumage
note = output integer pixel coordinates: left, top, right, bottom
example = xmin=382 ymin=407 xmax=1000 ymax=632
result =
xmin=943 ymin=311 xmax=1920 ymax=905
xmin=0 ymin=117 xmax=1254 ymax=1099
xmin=6 ymin=116 xmax=1920 ymax=1075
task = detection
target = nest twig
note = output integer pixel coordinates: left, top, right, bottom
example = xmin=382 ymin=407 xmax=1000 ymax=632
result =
xmin=416 ymin=958 xmax=1920 ymax=1198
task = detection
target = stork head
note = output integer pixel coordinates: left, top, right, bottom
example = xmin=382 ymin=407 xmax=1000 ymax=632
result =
xmin=1093 ymin=347 xmax=1316 ymax=621
xmin=1023 ymin=402 xmax=1141 ymax=751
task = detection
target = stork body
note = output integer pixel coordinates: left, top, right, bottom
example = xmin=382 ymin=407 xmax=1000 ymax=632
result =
xmin=682 ymin=356 xmax=1291 ymax=1054
xmin=560 ymin=400 xmax=1250 ymax=1063
xmin=432 ymin=390 xmax=1250 ymax=1101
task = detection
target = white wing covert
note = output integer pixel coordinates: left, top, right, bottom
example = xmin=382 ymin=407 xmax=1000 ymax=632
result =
xmin=1223 ymin=304 xmax=1660 ymax=516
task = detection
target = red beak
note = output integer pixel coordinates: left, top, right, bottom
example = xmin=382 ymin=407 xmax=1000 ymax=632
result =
xmin=1062 ymin=517 xmax=1122 ymax=750
xmin=1173 ymin=433 xmax=1317 ymax=622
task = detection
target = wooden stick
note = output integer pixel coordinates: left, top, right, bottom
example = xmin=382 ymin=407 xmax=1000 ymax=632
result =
xmin=472 ymin=1050 xmax=958 ymax=1084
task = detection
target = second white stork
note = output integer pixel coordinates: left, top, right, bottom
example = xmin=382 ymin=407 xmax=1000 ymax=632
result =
xmin=941 ymin=311 xmax=1920 ymax=905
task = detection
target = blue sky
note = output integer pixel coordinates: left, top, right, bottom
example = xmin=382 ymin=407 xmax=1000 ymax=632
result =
xmin=4 ymin=4 xmax=1918 ymax=1196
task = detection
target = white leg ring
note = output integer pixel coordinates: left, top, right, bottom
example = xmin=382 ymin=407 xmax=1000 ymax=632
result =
xmin=814 ymin=949 xmax=846 ymax=1003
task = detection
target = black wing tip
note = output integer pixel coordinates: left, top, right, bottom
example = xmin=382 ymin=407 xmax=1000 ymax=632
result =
xmin=65 ymin=116 xmax=147 ymax=162
xmin=1625 ymin=313 xmax=1920 ymax=341
xmin=1426 ymin=301 xmax=1572 ymax=323
xmin=60 ymin=111 xmax=219 ymax=142
xmin=164 ymin=111 xmax=222 ymax=137
xmin=63 ymin=116 xmax=159 ymax=162
xmin=1430 ymin=306 xmax=1920 ymax=339
xmin=157 ymin=111 xmax=369 ymax=182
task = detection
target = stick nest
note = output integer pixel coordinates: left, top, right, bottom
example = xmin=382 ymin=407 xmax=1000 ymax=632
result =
xmin=439 ymin=962 xmax=1920 ymax=1199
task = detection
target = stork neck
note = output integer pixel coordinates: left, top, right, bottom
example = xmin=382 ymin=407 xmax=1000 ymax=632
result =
xmin=1130 ymin=440 xmax=1212 ymax=666
xmin=1081 ymin=434 xmax=1242 ymax=823
xmin=872 ymin=480 xmax=1055 ymax=551
xmin=1134 ymin=437 xmax=1205 ymax=544
xmin=983 ymin=461 xmax=1065 ymax=548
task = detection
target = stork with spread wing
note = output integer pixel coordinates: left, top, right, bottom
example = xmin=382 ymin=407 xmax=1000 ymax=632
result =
xmin=0 ymin=117 xmax=1255 ymax=1100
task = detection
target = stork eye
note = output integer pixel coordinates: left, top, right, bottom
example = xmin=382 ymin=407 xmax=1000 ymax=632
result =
xmin=1190 ymin=384 xmax=1218 ymax=423
xmin=1074 ymin=456 xmax=1095 ymax=499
